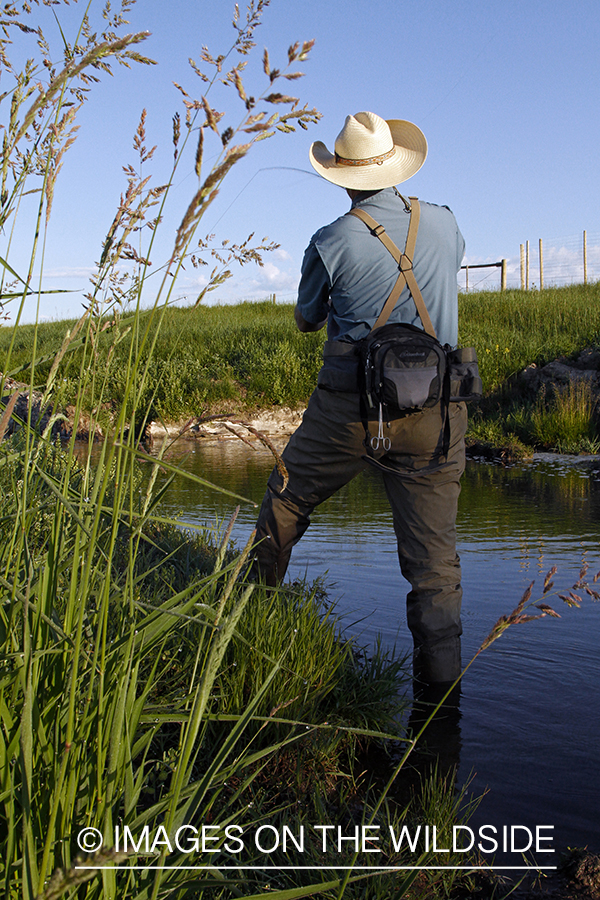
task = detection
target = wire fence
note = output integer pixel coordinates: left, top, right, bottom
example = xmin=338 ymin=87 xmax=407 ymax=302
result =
xmin=458 ymin=231 xmax=600 ymax=292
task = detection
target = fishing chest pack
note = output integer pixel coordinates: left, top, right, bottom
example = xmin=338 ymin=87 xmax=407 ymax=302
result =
xmin=319 ymin=196 xmax=482 ymax=454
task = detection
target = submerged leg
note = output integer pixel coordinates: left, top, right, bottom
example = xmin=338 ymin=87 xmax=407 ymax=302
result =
xmin=381 ymin=402 xmax=467 ymax=684
xmin=251 ymin=388 xmax=369 ymax=585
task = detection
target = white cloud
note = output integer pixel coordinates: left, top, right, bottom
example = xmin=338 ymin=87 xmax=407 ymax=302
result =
xmin=272 ymin=247 xmax=293 ymax=262
xmin=36 ymin=267 xmax=96 ymax=281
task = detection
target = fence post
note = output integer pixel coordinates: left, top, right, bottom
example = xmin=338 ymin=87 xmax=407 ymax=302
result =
xmin=501 ymin=259 xmax=507 ymax=292
xmin=520 ymin=244 xmax=525 ymax=289
xmin=526 ymin=240 xmax=530 ymax=290
xmin=539 ymin=238 xmax=544 ymax=290
xmin=465 ymin=265 xmax=469 ymax=292
xmin=584 ymin=231 xmax=588 ymax=285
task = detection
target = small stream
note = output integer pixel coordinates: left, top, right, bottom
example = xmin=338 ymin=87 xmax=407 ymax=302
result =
xmin=152 ymin=441 xmax=600 ymax=862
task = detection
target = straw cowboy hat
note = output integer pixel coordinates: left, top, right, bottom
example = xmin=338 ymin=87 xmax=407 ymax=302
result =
xmin=309 ymin=111 xmax=427 ymax=190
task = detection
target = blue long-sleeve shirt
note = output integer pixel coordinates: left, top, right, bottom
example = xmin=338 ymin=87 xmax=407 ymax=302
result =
xmin=297 ymin=188 xmax=465 ymax=349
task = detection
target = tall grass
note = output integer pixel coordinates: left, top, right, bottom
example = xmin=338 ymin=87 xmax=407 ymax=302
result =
xmin=0 ymin=4 xmax=491 ymax=899
xmin=0 ymin=3 xmax=399 ymax=898
xmin=529 ymin=379 xmax=598 ymax=451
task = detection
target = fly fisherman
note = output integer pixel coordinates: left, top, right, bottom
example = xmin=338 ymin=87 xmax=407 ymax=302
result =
xmin=251 ymin=111 xmax=469 ymax=694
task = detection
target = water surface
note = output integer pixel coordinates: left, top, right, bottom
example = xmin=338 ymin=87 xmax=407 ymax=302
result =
xmin=154 ymin=441 xmax=600 ymax=861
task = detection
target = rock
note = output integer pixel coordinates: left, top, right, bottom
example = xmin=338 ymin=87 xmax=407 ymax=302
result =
xmin=518 ymin=348 xmax=600 ymax=398
xmin=572 ymin=348 xmax=600 ymax=370
xmin=0 ymin=377 xmax=105 ymax=442
xmin=540 ymin=360 xmax=596 ymax=385
xmin=63 ymin=406 xmax=104 ymax=442
xmin=1 ymin=376 xmax=56 ymax=438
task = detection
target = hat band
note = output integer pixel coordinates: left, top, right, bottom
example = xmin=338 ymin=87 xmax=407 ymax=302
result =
xmin=334 ymin=147 xmax=395 ymax=167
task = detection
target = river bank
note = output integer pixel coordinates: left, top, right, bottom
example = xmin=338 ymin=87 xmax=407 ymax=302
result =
xmin=4 ymin=384 xmax=598 ymax=464
xmin=142 ymin=406 xmax=598 ymax=465
xmin=4 ymin=286 xmax=600 ymax=457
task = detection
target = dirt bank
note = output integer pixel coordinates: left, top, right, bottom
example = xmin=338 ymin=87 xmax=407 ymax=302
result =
xmin=146 ymin=406 xmax=305 ymax=447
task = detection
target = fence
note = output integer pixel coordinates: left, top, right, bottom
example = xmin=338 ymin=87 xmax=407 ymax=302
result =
xmin=461 ymin=260 xmax=506 ymax=292
xmin=458 ymin=230 xmax=600 ymax=292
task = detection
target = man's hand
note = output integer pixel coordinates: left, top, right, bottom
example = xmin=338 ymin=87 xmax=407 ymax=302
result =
xmin=294 ymin=304 xmax=327 ymax=333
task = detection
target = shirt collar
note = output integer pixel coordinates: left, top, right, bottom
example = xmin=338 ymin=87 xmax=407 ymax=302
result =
xmin=350 ymin=188 xmax=387 ymax=208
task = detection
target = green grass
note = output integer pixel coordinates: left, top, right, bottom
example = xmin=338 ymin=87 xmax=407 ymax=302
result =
xmin=0 ymin=2 xmax=483 ymax=895
xmin=459 ymin=282 xmax=600 ymax=391
xmin=460 ymin=283 xmax=600 ymax=454
xmin=0 ymin=301 xmax=326 ymax=424
xmin=3 ymin=282 xmax=600 ymax=415
xmin=4 ymin=283 xmax=600 ymax=453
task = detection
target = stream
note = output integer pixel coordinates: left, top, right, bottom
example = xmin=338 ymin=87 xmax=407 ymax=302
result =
xmin=151 ymin=440 xmax=600 ymax=864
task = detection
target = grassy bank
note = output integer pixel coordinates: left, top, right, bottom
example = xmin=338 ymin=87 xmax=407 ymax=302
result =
xmin=1 ymin=301 xmax=325 ymax=423
xmin=1 ymin=432 xmax=489 ymax=900
xmin=458 ymin=282 xmax=600 ymax=390
xmin=4 ymin=283 xmax=600 ymax=452
xmin=459 ymin=283 xmax=600 ymax=454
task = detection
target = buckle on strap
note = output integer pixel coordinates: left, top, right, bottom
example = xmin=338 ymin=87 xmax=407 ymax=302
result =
xmin=399 ymin=253 xmax=413 ymax=272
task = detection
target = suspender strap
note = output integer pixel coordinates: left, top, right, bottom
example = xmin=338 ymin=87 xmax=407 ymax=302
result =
xmin=348 ymin=198 xmax=437 ymax=339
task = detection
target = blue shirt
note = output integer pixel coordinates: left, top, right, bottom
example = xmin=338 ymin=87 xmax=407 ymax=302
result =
xmin=297 ymin=188 xmax=465 ymax=348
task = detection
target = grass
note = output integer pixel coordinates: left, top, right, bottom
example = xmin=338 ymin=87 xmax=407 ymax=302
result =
xmin=461 ymin=284 xmax=600 ymax=454
xmin=458 ymin=283 xmax=600 ymax=390
xmin=0 ymin=301 xmax=325 ymax=422
xmin=0 ymin=427 xmax=491 ymax=900
xmin=471 ymin=379 xmax=600 ymax=454
xmin=4 ymin=284 xmax=600 ymax=453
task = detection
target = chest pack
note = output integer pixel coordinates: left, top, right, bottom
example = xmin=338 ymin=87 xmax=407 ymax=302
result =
xmin=347 ymin=197 xmax=482 ymax=455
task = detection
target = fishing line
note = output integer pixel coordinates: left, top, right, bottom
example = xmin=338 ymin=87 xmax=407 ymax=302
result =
xmin=420 ymin=32 xmax=495 ymax=121
xmin=208 ymin=165 xmax=320 ymax=231
xmin=180 ymin=166 xmax=318 ymax=304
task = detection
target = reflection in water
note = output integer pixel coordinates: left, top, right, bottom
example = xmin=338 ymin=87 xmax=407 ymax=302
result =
xmin=153 ymin=442 xmax=600 ymax=859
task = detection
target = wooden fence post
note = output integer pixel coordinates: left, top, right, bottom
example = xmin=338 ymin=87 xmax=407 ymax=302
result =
xmin=539 ymin=238 xmax=544 ymax=290
xmin=520 ymin=244 xmax=525 ymax=289
xmin=465 ymin=265 xmax=469 ymax=292
xmin=584 ymin=231 xmax=588 ymax=285
xmin=501 ymin=259 xmax=507 ymax=291
xmin=526 ymin=240 xmax=530 ymax=290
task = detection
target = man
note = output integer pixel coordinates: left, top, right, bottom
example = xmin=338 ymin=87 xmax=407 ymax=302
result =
xmin=252 ymin=111 xmax=467 ymax=689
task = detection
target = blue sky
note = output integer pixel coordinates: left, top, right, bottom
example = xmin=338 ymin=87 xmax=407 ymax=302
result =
xmin=4 ymin=0 xmax=600 ymax=321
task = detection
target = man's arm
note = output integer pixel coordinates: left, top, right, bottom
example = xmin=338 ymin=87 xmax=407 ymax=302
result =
xmin=294 ymin=304 xmax=327 ymax=332
xmin=295 ymin=240 xmax=330 ymax=333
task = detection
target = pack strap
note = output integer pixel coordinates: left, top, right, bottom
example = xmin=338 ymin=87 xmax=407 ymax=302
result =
xmin=348 ymin=198 xmax=437 ymax=339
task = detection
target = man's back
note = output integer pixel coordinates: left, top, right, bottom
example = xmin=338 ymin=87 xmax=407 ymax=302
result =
xmin=298 ymin=187 xmax=464 ymax=347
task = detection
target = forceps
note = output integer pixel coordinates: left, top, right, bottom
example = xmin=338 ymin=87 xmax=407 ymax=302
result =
xmin=370 ymin=405 xmax=391 ymax=451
